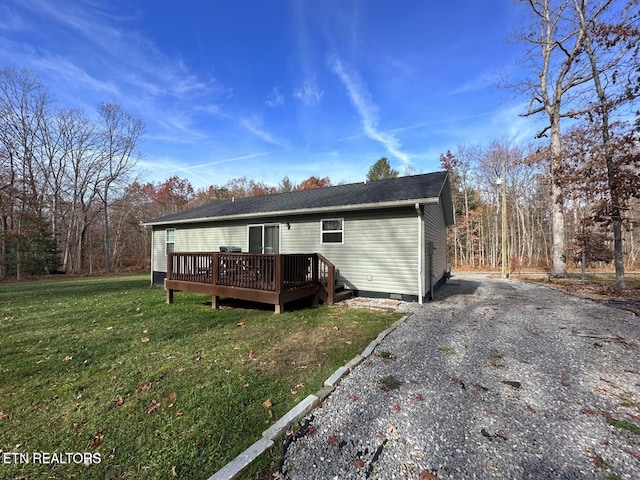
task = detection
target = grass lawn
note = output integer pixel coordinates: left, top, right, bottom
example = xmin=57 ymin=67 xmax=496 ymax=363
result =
xmin=0 ymin=275 xmax=400 ymax=479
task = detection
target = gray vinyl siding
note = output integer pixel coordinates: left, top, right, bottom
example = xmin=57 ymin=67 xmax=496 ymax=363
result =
xmin=176 ymin=222 xmax=246 ymax=251
xmin=152 ymin=229 xmax=167 ymax=272
xmin=280 ymin=208 xmax=419 ymax=296
xmin=423 ymin=201 xmax=448 ymax=285
xmin=151 ymin=223 xmax=245 ymax=272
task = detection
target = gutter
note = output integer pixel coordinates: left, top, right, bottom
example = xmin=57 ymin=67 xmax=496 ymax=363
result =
xmin=142 ymin=197 xmax=440 ymax=227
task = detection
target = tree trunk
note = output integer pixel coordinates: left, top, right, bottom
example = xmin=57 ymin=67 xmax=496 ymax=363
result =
xmin=103 ymin=195 xmax=112 ymax=273
xmin=550 ymin=119 xmax=567 ymax=277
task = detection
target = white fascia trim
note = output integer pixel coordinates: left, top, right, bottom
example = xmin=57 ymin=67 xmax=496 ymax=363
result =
xmin=142 ymin=197 xmax=439 ymax=227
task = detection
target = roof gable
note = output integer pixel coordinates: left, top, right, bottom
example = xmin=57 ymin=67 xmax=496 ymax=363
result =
xmin=144 ymin=171 xmax=453 ymax=226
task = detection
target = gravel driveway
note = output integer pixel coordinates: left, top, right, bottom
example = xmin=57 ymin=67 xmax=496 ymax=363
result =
xmin=280 ymin=273 xmax=640 ymax=479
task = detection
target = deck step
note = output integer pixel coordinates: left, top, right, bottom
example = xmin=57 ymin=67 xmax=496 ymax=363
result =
xmin=334 ymin=289 xmax=353 ymax=303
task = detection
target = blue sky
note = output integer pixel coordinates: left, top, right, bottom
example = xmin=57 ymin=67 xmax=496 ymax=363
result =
xmin=0 ymin=0 xmax=543 ymax=189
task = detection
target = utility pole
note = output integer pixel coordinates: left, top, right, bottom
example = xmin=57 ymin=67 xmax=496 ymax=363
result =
xmin=501 ymin=161 xmax=508 ymax=279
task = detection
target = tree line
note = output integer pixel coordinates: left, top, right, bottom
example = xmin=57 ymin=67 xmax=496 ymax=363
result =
xmin=2 ymin=0 xmax=639 ymax=281
xmin=515 ymin=0 xmax=640 ymax=286
xmin=0 ymin=68 xmax=143 ymax=278
xmin=440 ymin=136 xmax=640 ymax=277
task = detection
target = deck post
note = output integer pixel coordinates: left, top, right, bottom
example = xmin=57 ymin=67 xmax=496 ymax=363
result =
xmin=167 ymin=252 xmax=173 ymax=281
xmin=211 ymin=253 xmax=219 ymax=285
xmin=311 ymin=253 xmax=319 ymax=283
xmin=165 ymin=254 xmax=174 ymax=304
xmin=274 ymin=254 xmax=283 ymax=294
xmin=212 ymin=295 xmax=219 ymax=309
xmin=166 ymin=288 xmax=174 ymax=304
xmin=274 ymin=254 xmax=284 ymax=314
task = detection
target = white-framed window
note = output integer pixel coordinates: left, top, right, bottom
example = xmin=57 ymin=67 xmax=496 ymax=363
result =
xmin=321 ymin=218 xmax=343 ymax=244
xmin=165 ymin=228 xmax=175 ymax=254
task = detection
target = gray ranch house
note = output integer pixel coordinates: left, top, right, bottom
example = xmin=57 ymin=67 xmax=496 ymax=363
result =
xmin=143 ymin=171 xmax=454 ymax=312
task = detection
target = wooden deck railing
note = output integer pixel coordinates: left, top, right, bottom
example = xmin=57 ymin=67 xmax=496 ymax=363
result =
xmin=166 ymin=252 xmax=336 ymax=313
xmin=167 ymin=252 xmax=323 ymax=291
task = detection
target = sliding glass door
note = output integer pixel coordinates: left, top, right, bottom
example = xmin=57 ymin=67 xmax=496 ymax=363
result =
xmin=248 ymin=224 xmax=280 ymax=254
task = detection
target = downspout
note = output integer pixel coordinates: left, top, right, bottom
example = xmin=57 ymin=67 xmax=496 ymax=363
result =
xmin=415 ymin=203 xmax=424 ymax=304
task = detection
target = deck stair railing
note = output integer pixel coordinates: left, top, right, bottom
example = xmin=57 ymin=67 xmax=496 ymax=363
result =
xmin=316 ymin=253 xmax=335 ymax=305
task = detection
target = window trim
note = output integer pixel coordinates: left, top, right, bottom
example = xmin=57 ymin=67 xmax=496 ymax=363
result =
xmin=165 ymin=228 xmax=175 ymax=255
xmin=320 ymin=218 xmax=344 ymax=244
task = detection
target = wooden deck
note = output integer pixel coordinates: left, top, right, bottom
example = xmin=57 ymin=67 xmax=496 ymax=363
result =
xmin=165 ymin=252 xmax=335 ymax=313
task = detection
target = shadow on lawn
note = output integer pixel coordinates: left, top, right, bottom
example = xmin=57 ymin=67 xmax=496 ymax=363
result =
xmin=203 ymin=296 xmax=317 ymax=313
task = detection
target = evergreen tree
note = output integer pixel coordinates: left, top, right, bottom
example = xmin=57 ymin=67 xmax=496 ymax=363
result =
xmin=366 ymin=157 xmax=398 ymax=181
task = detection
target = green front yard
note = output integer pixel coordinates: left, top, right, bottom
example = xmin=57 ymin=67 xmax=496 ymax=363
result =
xmin=0 ymin=275 xmax=399 ymax=479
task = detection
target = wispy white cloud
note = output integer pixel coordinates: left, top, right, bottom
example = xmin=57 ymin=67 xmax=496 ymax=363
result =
xmin=328 ymin=55 xmax=411 ymax=164
xmin=293 ymin=77 xmax=324 ymax=106
xmin=489 ymin=102 xmax=540 ymax=143
xmin=0 ymin=3 xmax=27 ymax=30
xmin=240 ymin=115 xmax=288 ymax=148
xmin=177 ymin=152 xmax=272 ymax=171
xmin=448 ymin=71 xmax=503 ymax=95
xmin=4 ymin=0 xmax=221 ymax=109
xmin=30 ymin=55 xmax=121 ymax=97
xmin=265 ymin=87 xmax=285 ymax=107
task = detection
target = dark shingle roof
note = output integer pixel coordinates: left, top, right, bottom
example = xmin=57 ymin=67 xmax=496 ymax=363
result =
xmin=144 ymin=171 xmax=452 ymax=226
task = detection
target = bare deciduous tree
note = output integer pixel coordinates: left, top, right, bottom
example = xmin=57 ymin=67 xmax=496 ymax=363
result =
xmin=96 ymin=102 xmax=144 ymax=273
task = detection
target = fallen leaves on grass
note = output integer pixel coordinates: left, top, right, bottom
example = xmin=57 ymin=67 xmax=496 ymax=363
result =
xmin=0 ymin=411 xmax=7 ymax=420
xmin=90 ymin=430 xmax=104 ymax=449
xmin=141 ymin=337 xmax=150 ymax=343
xmin=146 ymin=402 xmax=161 ymax=415
xmin=137 ymin=383 xmax=151 ymax=393
xmin=114 ymin=395 xmax=125 ymax=408
xmin=262 ymin=399 xmax=272 ymax=408
xmin=165 ymin=391 xmax=177 ymax=407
